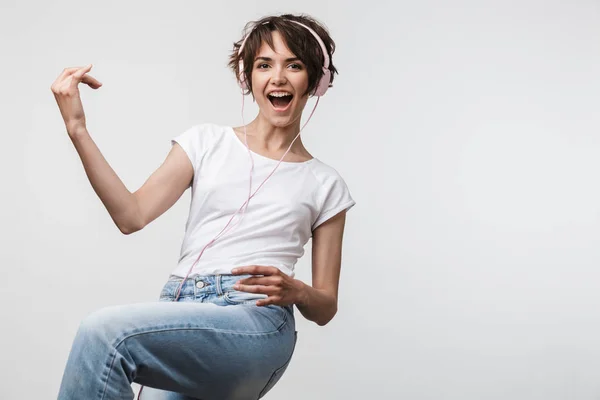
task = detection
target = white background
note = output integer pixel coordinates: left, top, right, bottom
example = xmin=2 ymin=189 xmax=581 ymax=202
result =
xmin=2 ymin=0 xmax=600 ymax=398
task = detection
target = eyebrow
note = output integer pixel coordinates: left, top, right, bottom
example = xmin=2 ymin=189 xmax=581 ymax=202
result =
xmin=254 ymin=56 xmax=301 ymax=62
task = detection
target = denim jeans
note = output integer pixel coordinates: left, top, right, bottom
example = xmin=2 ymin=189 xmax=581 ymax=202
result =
xmin=57 ymin=274 xmax=298 ymax=400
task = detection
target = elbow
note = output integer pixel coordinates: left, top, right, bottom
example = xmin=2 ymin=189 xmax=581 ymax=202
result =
xmin=118 ymin=206 xmax=145 ymax=235
xmin=118 ymin=220 xmax=143 ymax=235
xmin=118 ymin=225 xmax=135 ymax=235
xmin=316 ymin=306 xmax=338 ymax=326
xmin=118 ymin=194 xmax=145 ymax=235
xmin=316 ymin=316 xmax=333 ymax=327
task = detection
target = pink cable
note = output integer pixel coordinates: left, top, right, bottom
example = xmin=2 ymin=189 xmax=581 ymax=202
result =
xmin=171 ymin=93 xmax=320 ymax=300
xmin=136 ymin=93 xmax=320 ymax=400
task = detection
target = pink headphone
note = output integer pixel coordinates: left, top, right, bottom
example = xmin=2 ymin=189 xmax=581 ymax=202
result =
xmin=237 ymin=19 xmax=331 ymax=97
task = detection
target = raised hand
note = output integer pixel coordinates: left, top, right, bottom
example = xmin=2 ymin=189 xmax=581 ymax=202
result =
xmin=50 ymin=64 xmax=102 ymax=135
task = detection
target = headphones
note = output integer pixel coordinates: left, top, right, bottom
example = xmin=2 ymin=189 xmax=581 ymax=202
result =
xmin=237 ymin=19 xmax=331 ymax=97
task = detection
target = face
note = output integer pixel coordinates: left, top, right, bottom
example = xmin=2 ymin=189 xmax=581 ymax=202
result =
xmin=250 ymin=30 xmax=310 ymax=128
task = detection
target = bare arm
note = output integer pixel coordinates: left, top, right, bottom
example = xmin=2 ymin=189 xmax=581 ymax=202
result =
xmin=296 ymin=210 xmax=347 ymax=326
xmin=68 ymin=129 xmax=138 ymax=233
xmin=51 ymin=64 xmax=193 ymax=234
xmin=131 ymin=142 xmax=193 ymax=232
xmin=68 ymin=129 xmax=193 ymax=234
xmin=230 ymin=210 xmax=347 ymax=326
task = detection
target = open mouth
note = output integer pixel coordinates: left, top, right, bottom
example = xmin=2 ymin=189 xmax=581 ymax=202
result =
xmin=267 ymin=93 xmax=293 ymax=111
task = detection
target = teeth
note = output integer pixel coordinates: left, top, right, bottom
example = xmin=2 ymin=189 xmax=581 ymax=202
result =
xmin=268 ymin=92 xmax=292 ymax=97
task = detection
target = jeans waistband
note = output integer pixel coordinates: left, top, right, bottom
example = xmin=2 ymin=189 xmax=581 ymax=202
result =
xmin=162 ymin=273 xmax=295 ymax=315
xmin=166 ymin=273 xmax=253 ymax=295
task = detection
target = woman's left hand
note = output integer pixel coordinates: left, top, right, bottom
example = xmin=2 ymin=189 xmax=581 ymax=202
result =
xmin=231 ymin=265 xmax=306 ymax=307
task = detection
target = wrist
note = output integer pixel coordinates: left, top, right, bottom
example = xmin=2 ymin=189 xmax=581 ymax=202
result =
xmin=67 ymin=124 xmax=88 ymax=139
xmin=294 ymin=279 xmax=310 ymax=306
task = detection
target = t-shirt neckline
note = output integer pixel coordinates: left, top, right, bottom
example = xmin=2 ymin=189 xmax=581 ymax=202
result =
xmin=227 ymin=126 xmax=316 ymax=165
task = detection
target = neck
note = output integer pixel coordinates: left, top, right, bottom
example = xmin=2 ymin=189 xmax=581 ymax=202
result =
xmin=244 ymin=113 xmax=304 ymax=153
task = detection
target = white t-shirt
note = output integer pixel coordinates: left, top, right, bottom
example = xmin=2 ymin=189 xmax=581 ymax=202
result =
xmin=169 ymin=123 xmax=356 ymax=278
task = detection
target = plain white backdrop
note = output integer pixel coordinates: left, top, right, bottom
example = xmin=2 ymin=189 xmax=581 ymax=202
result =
xmin=2 ymin=0 xmax=600 ymax=398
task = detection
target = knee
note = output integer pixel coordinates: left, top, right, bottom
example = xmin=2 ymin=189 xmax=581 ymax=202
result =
xmin=75 ymin=305 xmax=125 ymax=346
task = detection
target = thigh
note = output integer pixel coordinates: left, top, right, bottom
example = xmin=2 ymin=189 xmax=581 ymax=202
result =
xmin=84 ymin=301 xmax=295 ymax=400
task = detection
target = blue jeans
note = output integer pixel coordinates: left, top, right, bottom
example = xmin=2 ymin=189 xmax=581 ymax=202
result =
xmin=57 ymin=274 xmax=298 ymax=400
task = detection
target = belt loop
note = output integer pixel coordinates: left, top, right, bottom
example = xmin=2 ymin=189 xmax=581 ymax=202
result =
xmin=215 ymin=274 xmax=223 ymax=296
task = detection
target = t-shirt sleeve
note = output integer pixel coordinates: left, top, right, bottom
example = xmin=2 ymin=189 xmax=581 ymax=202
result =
xmin=170 ymin=124 xmax=205 ymax=188
xmin=312 ymin=173 xmax=356 ymax=231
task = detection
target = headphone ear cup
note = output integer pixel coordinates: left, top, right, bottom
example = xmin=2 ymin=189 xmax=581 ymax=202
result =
xmin=313 ymin=68 xmax=331 ymax=97
xmin=238 ymin=61 xmax=248 ymax=90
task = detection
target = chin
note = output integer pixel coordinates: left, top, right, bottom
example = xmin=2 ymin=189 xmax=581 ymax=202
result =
xmin=266 ymin=118 xmax=293 ymax=128
xmin=258 ymin=109 xmax=300 ymax=127
xmin=271 ymin=113 xmax=303 ymax=126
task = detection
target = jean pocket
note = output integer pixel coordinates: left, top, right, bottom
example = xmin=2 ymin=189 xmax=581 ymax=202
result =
xmin=222 ymin=289 xmax=268 ymax=305
xmin=158 ymin=279 xmax=184 ymax=300
xmin=258 ymin=330 xmax=298 ymax=398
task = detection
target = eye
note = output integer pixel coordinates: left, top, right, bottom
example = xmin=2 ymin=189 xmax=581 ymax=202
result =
xmin=256 ymin=63 xmax=270 ymax=69
xmin=289 ymin=63 xmax=303 ymax=70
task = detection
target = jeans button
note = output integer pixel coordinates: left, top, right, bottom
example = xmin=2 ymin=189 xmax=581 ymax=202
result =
xmin=196 ymin=281 xmax=205 ymax=289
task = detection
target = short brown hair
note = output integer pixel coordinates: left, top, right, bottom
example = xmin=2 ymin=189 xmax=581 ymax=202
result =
xmin=227 ymin=14 xmax=338 ymax=98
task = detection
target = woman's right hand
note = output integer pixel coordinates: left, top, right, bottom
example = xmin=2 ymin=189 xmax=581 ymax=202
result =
xmin=51 ymin=64 xmax=102 ymax=135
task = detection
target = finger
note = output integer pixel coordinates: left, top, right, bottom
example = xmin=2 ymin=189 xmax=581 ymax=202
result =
xmin=236 ymin=277 xmax=261 ymax=285
xmin=231 ymin=266 xmax=253 ymax=275
xmin=236 ymin=276 xmax=278 ymax=286
xmin=232 ymin=265 xmax=278 ymax=276
xmin=81 ymin=74 xmax=103 ymax=88
xmin=72 ymin=64 xmax=93 ymax=81
xmin=68 ymin=65 xmax=97 ymax=90
xmin=231 ymin=265 xmax=263 ymax=275
xmin=57 ymin=66 xmax=84 ymax=81
xmin=233 ymin=284 xmax=275 ymax=295
xmin=51 ymin=67 xmax=83 ymax=91
xmin=256 ymin=297 xmax=280 ymax=307
xmin=54 ymin=65 xmax=93 ymax=92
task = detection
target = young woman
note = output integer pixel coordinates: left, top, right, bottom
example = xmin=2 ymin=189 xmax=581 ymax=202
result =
xmin=51 ymin=13 xmax=355 ymax=400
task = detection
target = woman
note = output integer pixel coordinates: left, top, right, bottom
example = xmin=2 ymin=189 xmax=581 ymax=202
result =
xmin=51 ymin=13 xmax=355 ymax=400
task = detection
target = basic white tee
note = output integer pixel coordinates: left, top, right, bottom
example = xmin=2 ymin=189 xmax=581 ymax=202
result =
xmin=169 ymin=123 xmax=356 ymax=278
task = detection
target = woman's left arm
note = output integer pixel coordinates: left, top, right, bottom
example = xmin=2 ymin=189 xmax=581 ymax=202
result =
xmin=296 ymin=210 xmax=347 ymax=325
xmin=231 ymin=210 xmax=348 ymax=326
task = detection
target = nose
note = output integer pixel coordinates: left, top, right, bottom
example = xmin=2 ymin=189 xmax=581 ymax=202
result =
xmin=270 ymin=66 xmax=287 ymax=85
